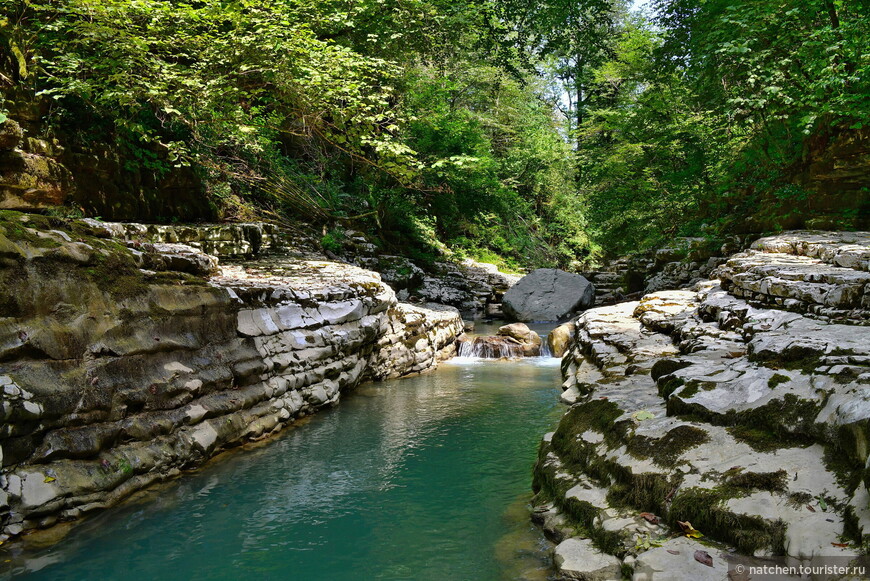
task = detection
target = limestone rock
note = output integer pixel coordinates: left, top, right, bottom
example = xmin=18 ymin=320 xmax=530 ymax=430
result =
xmin=547 ymin=322 xmax=575 ymax=358
xmin=535 ymin=230 xmax=870 ymax=574
xmin=457 ymin=335 xmax=529 ymax=359
xmin=0 ymin=213 xmax=462 ymax=539
xmin=503 ymin=268 xmax=595 ymax=322
xmin=135 ymin=242 xmax=220 ymax=276
xmin=553 ymin=538 xmax=623 ymax=581
xmin=499 ymin=323 xmax=542 ymax=356
xmin=0 ymin=150 xmax=71 ymax=210
xmin=632 ymin=537 xmax=729 ymax=581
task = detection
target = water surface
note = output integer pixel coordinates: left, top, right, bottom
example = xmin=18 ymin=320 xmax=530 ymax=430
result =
xmin=3 ymin=357 xmax=562 ymax=580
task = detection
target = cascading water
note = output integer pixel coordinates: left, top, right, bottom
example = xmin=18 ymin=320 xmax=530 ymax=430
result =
xmin=456 ymin=322 xmax=557 ymax=360
xmin=457 ymin=336 xmax=525 ymax=359
xmin=540 ymin=340 xmax=552 ymax=358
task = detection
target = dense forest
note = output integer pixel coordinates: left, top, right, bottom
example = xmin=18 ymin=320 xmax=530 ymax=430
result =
xmin=0 ymin=0 xmax=867 ymax=269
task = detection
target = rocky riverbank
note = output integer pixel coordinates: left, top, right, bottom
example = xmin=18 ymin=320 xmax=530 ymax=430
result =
xmin=535 ymin=231 xmax=870 ymax=580
xmin=0 ymin=211 xmax=463 ymax=540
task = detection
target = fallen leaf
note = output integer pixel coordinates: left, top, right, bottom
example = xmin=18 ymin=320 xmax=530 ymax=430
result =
xmin=694 ymin=550 xmax=714 ymax=567
xmin=806 ymin=505 xmax=816 ymax=512
xmin=832 ymin=542 xmax=850 ymax=548
xmin=678 ymin=520 xmax=704 ymax=538
xmin=632 ymin=410 xmax=655 ymax=421
xmin=667 ymin=549 xmax=680 ymax=555
xmin=639 ymin=512 xmax=660 ymax=524
xmin=43 ymin=476 xmax=55 ymax=483
xmin=818 ymin=497 xmax=828 ymax=511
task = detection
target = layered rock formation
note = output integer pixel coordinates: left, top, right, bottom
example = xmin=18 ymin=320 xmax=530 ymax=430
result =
xmin=0 ymin=212 xmax=462 ymax=539
xmin=535 ymin=231 xmax=870 ymax=579
xmin=336 ymin=229 xmax=520 ymax=317
xmin=581 ymin=237 xmax=735 ymax=307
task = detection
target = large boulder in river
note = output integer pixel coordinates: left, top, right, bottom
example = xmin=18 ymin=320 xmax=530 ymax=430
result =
xmin=502 ymin=269 xmax=595 ymax=322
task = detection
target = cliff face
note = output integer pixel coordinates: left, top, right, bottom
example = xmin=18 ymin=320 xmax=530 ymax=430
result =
xmin=0 ymin=108 xmax=213 ymax=222
xmin=0 ymin=212 xmax=462 ymax=538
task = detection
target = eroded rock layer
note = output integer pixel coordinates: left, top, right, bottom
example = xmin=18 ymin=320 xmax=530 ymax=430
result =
xmin=536 ymin=231 xmax=870 ymax=580
xmin=0 ymin=212 xmax=462 ymax=539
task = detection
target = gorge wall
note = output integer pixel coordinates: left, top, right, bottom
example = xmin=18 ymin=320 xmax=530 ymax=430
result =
xmin=536 ymin=231 xmax=870 ymax=580
xmin=0 ymin=211 xmax=462 ymax=539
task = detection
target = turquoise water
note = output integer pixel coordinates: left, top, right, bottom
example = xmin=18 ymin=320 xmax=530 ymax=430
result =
xmin=3 ymin=357 xmax=562 ymax=580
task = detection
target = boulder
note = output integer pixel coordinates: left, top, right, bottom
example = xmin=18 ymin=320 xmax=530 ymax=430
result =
xmin=503 ymin=268 xmax=595 ymax=322
xmin=547 ymin=322 xmax=575 ymax=358
xmin=497 ymin=322 xmax=542 ymax=357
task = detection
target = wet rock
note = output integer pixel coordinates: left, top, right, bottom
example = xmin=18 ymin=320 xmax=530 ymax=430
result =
xmin=497 ymin=322 xmax=542 ymax=356
xmin=457 ymin=335 xmax=527 ymax=359
xmin=547 ymin=322 xmax=575 ymax=358
xmin=503 ymin=268 xmax=595 ymax=322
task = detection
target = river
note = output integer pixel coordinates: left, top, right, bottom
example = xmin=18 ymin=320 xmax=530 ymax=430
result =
xmin=3 ymin=329 xmax=562 ymax=580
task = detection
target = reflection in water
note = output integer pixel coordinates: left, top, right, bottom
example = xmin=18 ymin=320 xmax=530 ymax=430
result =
xmin=2 ymin=358 xmax=562 ymax=581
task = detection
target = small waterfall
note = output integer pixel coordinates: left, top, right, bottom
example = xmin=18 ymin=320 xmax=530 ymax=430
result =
xmin=540 ymin=337 xmax=553 ymax=358
xmin=456 ymin=336 xmax=525 ymax=359
xmin=457 ymin=340 xmax=476 ymax=358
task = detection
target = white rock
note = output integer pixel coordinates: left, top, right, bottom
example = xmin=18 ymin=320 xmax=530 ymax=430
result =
xmin=553 ymin=537 xmax=623 ymax=581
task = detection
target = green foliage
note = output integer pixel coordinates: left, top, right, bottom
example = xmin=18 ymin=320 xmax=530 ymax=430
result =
xmin=320 ymin=228 xmax=346 ymax=254
xmin=1 ymin=0 xmax=862 ymax=268
xmin=0 ymin=0 xmax=599 ymax=269
xmin=578 ymin=1 xmax=869 ymax=256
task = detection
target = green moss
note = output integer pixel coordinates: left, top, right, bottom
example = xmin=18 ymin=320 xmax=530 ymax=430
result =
xmin=670 ymin=393 xmax=821 ymax=448
xmin=727 ymin=426 xmax=784 ymax=453
xmin=606 ymin=472 xmax=675 ymax=515
xmin=751 ymin=350 xmax=822 ymax=375
xmin=668 ymin=487 xmax=787 ymax=555
xmin=787 ymin=491 xmax=813 ymax=508
xmin=726 ymin=470 xmax=788 ymax=492
xmin=0 ymin=213 xmax=62 ymax=249
xmin=768 ymin=373 xmax=790 ymax=389
xmin=626 ymin=425 xmax=711 ymax=468
xmin=84 ymin=251 xmax=148 ymax=299
xmin=823 ymin=428 xmax=866 ymax=495
xmin=842 ymin=505 xmax=866 ymax=549
xmin=676 ymin=380 xmax=716 ymax=400
xmin=658 ymin=376 xmax=685 ymax=399
xmin=551 ymin=399 xmax=624 ymax=457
